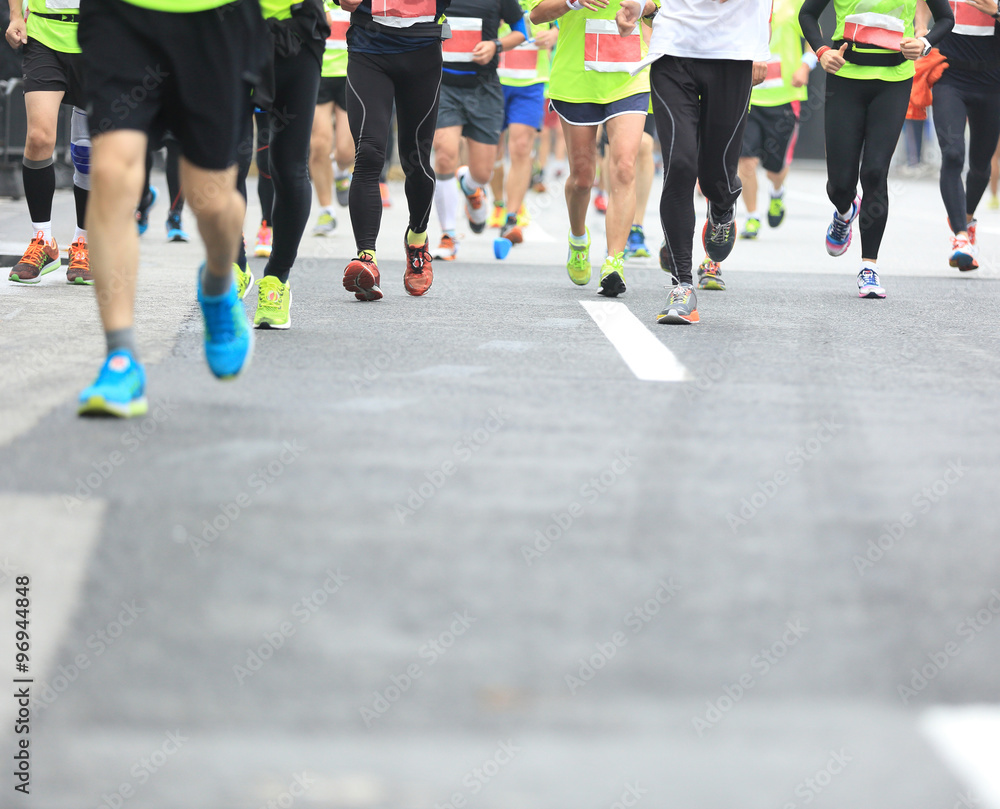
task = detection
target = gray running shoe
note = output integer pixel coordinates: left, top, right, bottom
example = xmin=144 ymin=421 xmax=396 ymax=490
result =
xmin=657 ymin=283 xmax=700 ymax=324
xmin=313 ymin=211 xmax=336 ymax=236
xmin=335 ymin=174 xmax=351 ymax=207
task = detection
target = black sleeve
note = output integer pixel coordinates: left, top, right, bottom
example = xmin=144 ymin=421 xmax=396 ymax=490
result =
xmin=500 ymin=0 xmax=524 ymax=27
xmin=924 ymin=0 xmax=955 ymax=45
xmin=798 ymin=0 xmax=833 ymax=52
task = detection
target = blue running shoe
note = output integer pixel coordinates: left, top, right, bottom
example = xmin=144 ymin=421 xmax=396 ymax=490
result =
xmin=826 ymin=195 xmax=860 ymax=257
xmin=625 ymin=225 xmax=650 ymax=258
xmin=78 ymin=350 xmax=148 ymax=418
xmin=166 ymin=212 xmax=189 ymax=243
xmin=197 ymin=266 xmax=253 ymax=379
xmin=136 ymin=186 xmax=158 ymax=236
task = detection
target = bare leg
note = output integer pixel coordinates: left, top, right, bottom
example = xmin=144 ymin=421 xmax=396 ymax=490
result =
xmin=738 ymin=156 xmax=759 ymax=217
xmin=633 ymin=131 xmax=654 ymax=228
xmin=560 ymin=119 xmax=598 ymax=238
xmin=310 ymin=101 xmax=335 ymax=209
xmin=603 ymin=113 xmax=644 ymax=256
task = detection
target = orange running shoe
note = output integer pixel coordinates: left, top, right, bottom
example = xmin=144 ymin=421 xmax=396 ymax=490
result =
xmin=593 ymin=192 xmax=608 ymax=214
xmin=500 ymin=219 xmax=523 ymax=245
xmin=66 ymin=237 xmax=92 ymax=285
xmin=343 ymin=251 xmax=382 ymax=301
xmin=403 ymin=236 xmax=433 ymax=296
xmin=434 ymin=233 xmax=458 ymax=261
xmin=380 ymin=182 xmax=391 ymax=208
xmin=9 ymin=232 xmax=60 ymax=283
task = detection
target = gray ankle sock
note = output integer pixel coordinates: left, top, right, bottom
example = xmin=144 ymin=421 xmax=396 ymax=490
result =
xmin=201 ymin=264 xmax=233 ymax=297
xmin=106 ymin=328 xmax=138 ymax=361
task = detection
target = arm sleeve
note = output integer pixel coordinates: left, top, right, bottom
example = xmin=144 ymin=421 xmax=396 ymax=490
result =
xmin=798 ymin=0 xmax=833 ymax=51
xmin=923 ymin=0 xmax=954 ymax=45
xmin=509 ymin=14 xmax=529 ymax=37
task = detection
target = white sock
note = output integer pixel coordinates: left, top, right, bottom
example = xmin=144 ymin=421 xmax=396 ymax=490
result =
xmin=861 ymin=260 xmax=878 ymax=272
xmin=569 ymin=229 xmax=588 ymax=246
xmin=770 ymin=187 xmax=784 ymax=199
xmin=335 ymin=169 xmax=350 ymax=180
xmin=435 ymin=174 xmax=459 ymax=233
xmin=74 ymin=226 xmax=86 ymax=242
xmin=322 ymin=205 xmax=335 ymax=217
xmin=31 ymin=221 xmax=52 ymax=242
xmin=458 ymin=169 xmax=483 ymax=198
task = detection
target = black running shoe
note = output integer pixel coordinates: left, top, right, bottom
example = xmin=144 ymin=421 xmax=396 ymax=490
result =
xmin=702 ymin=203 xmax=737 ymax=263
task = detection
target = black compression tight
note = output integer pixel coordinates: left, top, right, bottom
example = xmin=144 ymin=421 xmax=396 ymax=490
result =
xmin=254 ymin=110 xmax=274 ymax=225
xmin=346 ymin=44 xmax=442 ymax=251
xmin=932 ymin=80 xmax=1000 ymax=234
xmin=824 ymin=73 xmax=911 ymax=260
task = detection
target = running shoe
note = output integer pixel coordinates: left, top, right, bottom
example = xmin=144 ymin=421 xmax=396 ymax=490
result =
xmin=702 ymin=203 xmax=737 ymax=262
xmin=9 ymin=232 xmax=60 ymax=283
xmin=949 ymin=233 xmax=978 ymax=271
xmin=488 ymin=202 xmax=507 ymax=229
xmin=66 ymin=237 xmax=92 ymax=285
xmin=741 ymin=217 xmax=760 ymax=240
xmin=566 ymin=229 xmax=591 ymax=286
xmin=658 ymin=240 xmax=670 ymax=274
xmin=697 ymin=257 xmax=725 ymax=291
xmin=989 ymin=195 xmax=999 ymax=211
xmin=434 ymin=233 xmax=459 ymax=261
xmin=235 ymin=262 xmax=254 ymax=300
xmin=516 ymin=204 xmax=530 ymax=227
xmin=335 ymin=173 xmax=351 ymax=207
xmin=254 ymin=275 xmax=291 ymax=329
xmin=312 ymin=210 xmax=337 ymax=237
xmin=136 ymin=186 xmax=157 ymax=235
xmin=166 ymin=212 xmax=189 ymax=243
xmin=593 ymin=191 xmax=608 ymax=214
xmin=198 ymin=266 xmax=254 ymax=378
xmin=403 ymin=237 xmax=433 ymax=296
xmin=500 ymin=218 xmax=523 ymax=245
xmin=968 ymin=218 xmax=978 ymax=248
xmin=343 ymin=251 xmax=382 ymax=301
xmin=768 ymin=194 xmax=786 ymax=228
xmin=598 ymin=252 xmax=626 ymax=297
xmin=625 ymin=225 xmax=650 ymax=258
xmin=457 ymin=166 xmax=488 ymax=233
xmin=857 ymin=266 xmax=886 ymax=299
xmin=657 ymin=283 xmax=700 ymax=324
xmin=254 ymin=222 xmax=273 ymax=258
xmin=531 ymin=161 xmax=544 ymax=193
xmin=826 ymin=196 xmax=860 ymax=257
xmin=380 ymin=182 xmax=392 ymax=208
xmin=78 ymin=349 xmax=148 ymax=418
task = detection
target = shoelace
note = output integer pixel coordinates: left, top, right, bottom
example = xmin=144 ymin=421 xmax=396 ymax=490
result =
xmin=408 ymin=244 xmax=429 ymax=274
xmin=859 ymin=269 xmax=879 ymax=286
xmin=667 ymin=285 xmax=691 ymax=305
xmin=829 ymin=213 xmax=850 ymax=242
xmin=20 ymin=238 xmax=46 ymax=266
xmin=709 ymin=220 xmax=733 ymax=243
xmin=68 ymin=245 xmax=87 ymax=270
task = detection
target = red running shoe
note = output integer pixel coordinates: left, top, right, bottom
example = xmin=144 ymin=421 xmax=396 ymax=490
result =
xmin=403 ymin=236 xmax=433 ymax=296
xmin=343 ymin=251 xmax=383 ymax=301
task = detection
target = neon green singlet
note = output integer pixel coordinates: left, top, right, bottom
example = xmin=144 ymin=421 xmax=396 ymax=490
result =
xmin=26 ymin=0 xmax=79 ymax=54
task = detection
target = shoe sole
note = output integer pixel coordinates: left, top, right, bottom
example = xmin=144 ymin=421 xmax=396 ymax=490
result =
xmin=312 ymin=230 xmax=335 ymax=237
xmin=826 ymin=235 xmax=852 ymax=257
xmin=657 ymin=310 xmax=700 ymax=324
xmin=344 ymin=266 xmax=383 ymax=301
xmin=404 ymin=273 xmax=432 ymax=296
xmin=740 ymin=233 xmax=758 ymax=240
xmin=469 ymin=221 xmax=486 ymax=234
xmin=859 ymin=290 xmax=886 ymax=299
xmin=768 ymin=215 xmax=784 ymax=228
xmin=168 ymin=232 xmax=189 ymax=243
xmin=10 ymin=257 xmax=61 ymax=283
xmin=698 ymin=280 xmax=726 ymax=291
xmin=598 ymin=271 xmax=626 ymax=297
xmin=239 ymin=274 xmax=255 ymax=301
xmin=950 ymin=254 xmax=979 ymax=271
xmin=67 ymin=276 xmax=94 ymax=285
xmin=78 ymin=394 xmax=149 ymax=418
xmin=254 ymin=247 xmax=272 ymax=258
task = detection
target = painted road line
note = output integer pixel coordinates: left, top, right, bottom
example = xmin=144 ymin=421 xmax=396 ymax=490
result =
xmin=922 ymin=705 xmax=1000 ymax=809
xmin=581 ymin=300 xmax=689 ymax=382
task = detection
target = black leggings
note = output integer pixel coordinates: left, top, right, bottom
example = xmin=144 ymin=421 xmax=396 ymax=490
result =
xmin=932 ymin=80 xmax=1000 ymax=234
xmin=264 ymin=47 xmax=321 ymax=282
xmin=346 ymin=44 xmax=442 ymax=251
xmin=650 ymin=55 xmax=752 ymax=284
xmin=824 ymin=73 xmax=912 ymax=260
xmin=254 ymin=109 xmax=274 ymax=226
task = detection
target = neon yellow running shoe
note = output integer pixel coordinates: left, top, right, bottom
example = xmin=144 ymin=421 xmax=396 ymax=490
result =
xmin=566 ymin=229 xmax=591 ymax=286
xmin=254 ymin=275 xmax=291 ymax=330
xmin=488 ymin=202 xmax=506 ymax=229
xmin=235 ymin=263 xmax=254 ymax=300
xmin=598 ymin=251 xmax=626 ymax=297
xmin=516 ymin=204 xmax=530 ymax=227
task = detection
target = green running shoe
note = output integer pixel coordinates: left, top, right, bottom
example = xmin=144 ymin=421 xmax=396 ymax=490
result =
xmin=566 ymin=229 xmax=591 ymax=286
xmin=741 ymin=217 xmax=760 ymax=240
xmin=235 ymin=263 xmax=254 ymax=300
xmin=768 ymin=195 xmax=786 ymax=228
xmin=254 ymin=275 xmax=291 ymax=330
xmin=697 ymin=258 xmax=726 ymax=291
xmin=598 ymin=251 xmax=626 ymax=297
xmin=312 ymin=211 xmax=336 ymax=236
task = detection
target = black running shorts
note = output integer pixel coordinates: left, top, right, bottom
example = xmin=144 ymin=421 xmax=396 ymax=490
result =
xmin=78 ymin=0 xmax=264 ymax=171
xmin=21 ymin=38 xmax=87 ymax=107
xmin=317 ymin=76 xmax=347 ymax=110
xmin=740 ymin=103 xmax=798 ymax=174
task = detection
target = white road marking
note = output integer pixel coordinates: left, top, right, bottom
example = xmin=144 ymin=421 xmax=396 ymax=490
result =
xmin=922 ymin=705 xmax=1000 ymax=809
xmin=0 ymin=495 xmax=104 ymax=733
xmin=581 ymin=300 xmax=689 ymax=382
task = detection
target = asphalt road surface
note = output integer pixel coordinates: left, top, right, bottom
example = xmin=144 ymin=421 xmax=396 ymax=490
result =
xmin=1 ymin=162 xmax=999 ymax=809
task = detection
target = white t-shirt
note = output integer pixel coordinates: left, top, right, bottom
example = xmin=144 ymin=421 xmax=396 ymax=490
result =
xmin=636 ymin=0 xmax=772 ymax=69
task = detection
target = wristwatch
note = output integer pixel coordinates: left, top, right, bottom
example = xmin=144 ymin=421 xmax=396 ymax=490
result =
xmin=494 ymin=38 xmax=504 ymax=53
xmin=920 ymin=36 xmax=931 ymax=56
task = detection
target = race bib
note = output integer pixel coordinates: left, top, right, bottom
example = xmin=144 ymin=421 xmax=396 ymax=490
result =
xmin=952 ymin=0 xmax=995 ymax=36
xmin=843 ymin=11 xmax=905 ymax=51
xmin=442 ymin=17 xmax=483 ymax=62
xmin=757 ymin=59 xmax=783 ymax=89
xmin=45 ymin=0 xmax=79 ymax=8
xmin=583 ymin=19 xmax=641 ymax=73
xmin=326 ymin=9 xmax=351 ymax=51
xmin=498 ymin=42 xmax=539 ymax=79
xmin=371 ymin=0 xmax=437 ymax=28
